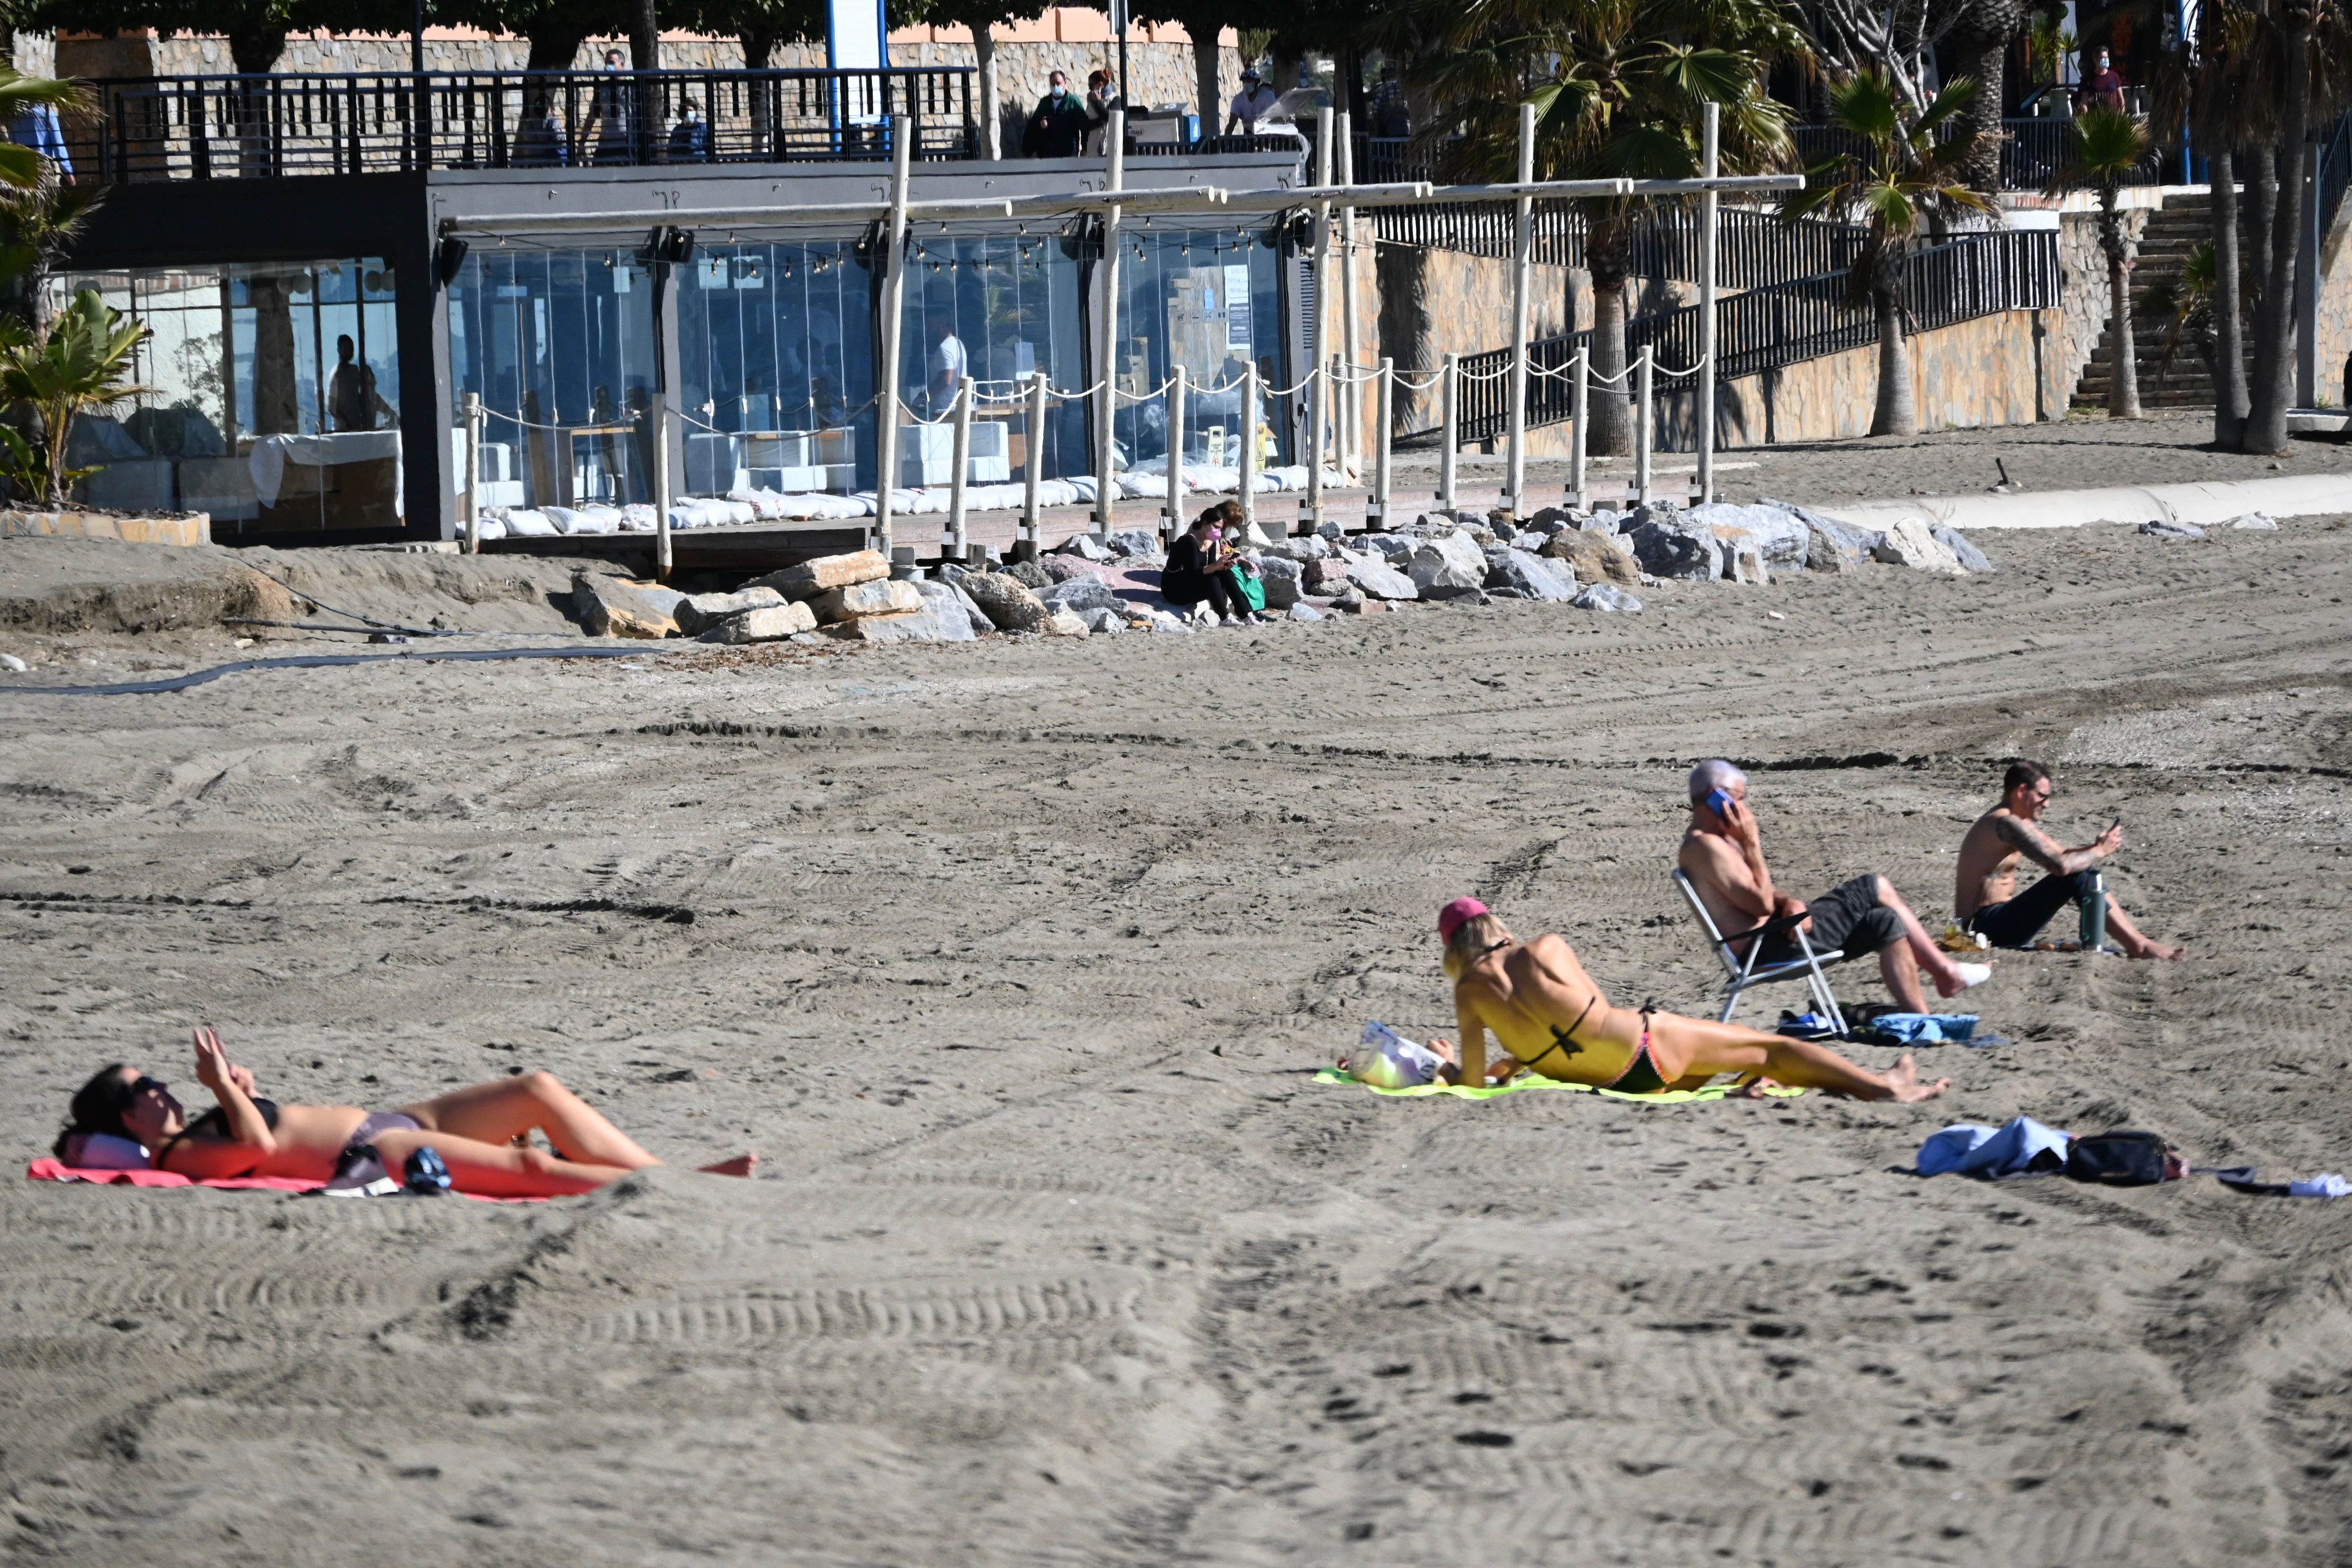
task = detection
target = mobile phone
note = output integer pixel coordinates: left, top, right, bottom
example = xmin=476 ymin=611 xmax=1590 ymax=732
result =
xmin=1705 ymin=787 xmax=1735 ymax=817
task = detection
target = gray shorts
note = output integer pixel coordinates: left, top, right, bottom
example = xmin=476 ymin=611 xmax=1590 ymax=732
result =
xmin=1760 ymin=875 xmax=1903 ymax=963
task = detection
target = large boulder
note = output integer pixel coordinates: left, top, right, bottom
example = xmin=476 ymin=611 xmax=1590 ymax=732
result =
xmin=1056 ymin=532 xmax=1115 ymax=561
xmin=1485 ymin=546 xmax=1577 ymax=602
xmin=1106 ymin=528 xmax=1164 ymax=559
xmin=810 ymin=577 xmax=926 ymax=622
xmin=1625 ymin=519 xmax=1722 ymax=582
xmin=1081 ymin=607 xmax=1127 ymax=634
xmin=700 ymin=601 xmax=819 ymax=643
xmin=1347 ymin=557 xmax=1422 ymax=602
xmin=1259 ymin=535 xmax=1330 ymax=563
xmin=1356 ymin=533 xmax=1413 ymax=563
xmin=674 ymin=585 xmax=787 ymax=635
xmin=959 ymin=571 xmax=1052 ymax=632
xmin=1540 ymin=528 xmax=1640 ymax=586
xmin=1874 ymin=516 xmax=1966 ymax=572
xmin=1044 ymin=607 xmax=1092 ymax=636
xmin=1303 ymin=556 xmax=1353 ymax=593
xmin=1001 ymin=558 xmax=1053 ymax=590
xmin=1040 ymin=554 xmax=1098 ymax=583
xmin=910 ymin=580 xmax=982 ymax=640
xmin=814 ymin=610 xmax=946 ymax=645
xmin=1038 ymin=575 xmax=1123 ymax=617
xmin=573 ymin=573 xmax=681 ymax=638
xmin=1931 ymin=523 xmax=1994 ymax=573
xmin=1719 ymin=532 xmax=1766 ymax=585
xmin=1687 ymin=502 xmax=1810 ymax=565
xmin=1407 ymin=529 xmax=1490 ymax=593
xmin=1762 ymin=500 xmax=1879 ymax=572
xmin=1255 ymin=554 xmax=1304 ymax=609
xmin=750 ymin=549 xmax=888 ymax=601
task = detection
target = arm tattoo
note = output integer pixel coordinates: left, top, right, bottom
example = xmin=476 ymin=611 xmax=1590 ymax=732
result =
xmin=1994 ymin=814 xmax=2091 ymax=874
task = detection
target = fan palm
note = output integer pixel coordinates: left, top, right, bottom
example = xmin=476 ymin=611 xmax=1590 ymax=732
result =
xmin=1406 ymin=0 xmax=1809 ymax=453
xmin=1779 ymin=69 xmax=1993 ymax=438
xmin=2048 ymin=106 xmax=2154 ymax=419
xmin=0 ymin=289 xmax=152 ymax=507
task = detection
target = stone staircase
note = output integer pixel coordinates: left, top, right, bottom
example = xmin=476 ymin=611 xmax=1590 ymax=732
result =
xmin=2073 ymin=192 xmax=2218 ymax=411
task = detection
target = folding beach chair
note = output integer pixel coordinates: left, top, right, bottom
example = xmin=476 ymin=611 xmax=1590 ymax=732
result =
xmin=1672 ymin=869 xmax=1850 ymax=1035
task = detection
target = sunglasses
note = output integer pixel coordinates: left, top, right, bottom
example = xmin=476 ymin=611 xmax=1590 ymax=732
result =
xmin=119 ymin=1075 xmax=166 ymax=1107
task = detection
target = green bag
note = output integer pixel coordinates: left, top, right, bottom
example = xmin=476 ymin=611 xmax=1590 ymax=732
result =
xmin=1228 ymin=566 xmax=1266 ymax=613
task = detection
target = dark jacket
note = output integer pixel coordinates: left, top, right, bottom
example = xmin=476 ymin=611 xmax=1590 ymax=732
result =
xmin=1024 ymin=90 xmax=1089 ymax=158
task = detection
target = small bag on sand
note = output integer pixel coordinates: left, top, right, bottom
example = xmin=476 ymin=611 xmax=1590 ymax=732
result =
xmin=2065 ymin=1130 xmax=2188 ymax=1186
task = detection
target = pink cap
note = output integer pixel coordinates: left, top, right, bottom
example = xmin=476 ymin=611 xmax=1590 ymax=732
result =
xmin=1437 ymin=897 xmax=1489 ymax=945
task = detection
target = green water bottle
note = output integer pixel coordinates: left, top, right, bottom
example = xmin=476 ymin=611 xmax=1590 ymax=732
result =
xmin=2079 ymin=872 xmax=2107 ymax=951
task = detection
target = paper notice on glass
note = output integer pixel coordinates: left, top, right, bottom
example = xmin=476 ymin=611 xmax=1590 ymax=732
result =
xmin=1224 ymin=264 xmax=1252 ymax=350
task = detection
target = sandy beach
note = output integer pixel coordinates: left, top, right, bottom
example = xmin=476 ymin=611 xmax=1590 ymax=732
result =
xmin=3 ymin=482 xmax=2350 ymax=1563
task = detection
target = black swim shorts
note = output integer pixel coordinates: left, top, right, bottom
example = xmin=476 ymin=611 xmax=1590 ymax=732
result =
xmin=1759 ymin=875 xmax=1903 ymax=965
xmin=1965 ymin=869 xmax=2099 ymax=949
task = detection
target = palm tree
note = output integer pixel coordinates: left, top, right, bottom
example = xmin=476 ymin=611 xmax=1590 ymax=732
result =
xmin=1779 ymin=69 xmax=1992 ymax=437
xmin=0 ymin=289 xmax=151 ymax=507
xmin=1406 ymin=0 xmax=1809 ymax=453
xmin=2048 ymin=105 xmax=2154 ymax=420
xmin=0 ymin=177 xmax=104 ymax=335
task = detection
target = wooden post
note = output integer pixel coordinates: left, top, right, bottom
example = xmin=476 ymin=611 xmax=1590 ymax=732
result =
xmin=872 ymin=115 xmax=912 ymax=557
xmin=1162 ymin=362 xmax=1187 ymax=547
xmin=1570 ymin=347 xmax=1588 ymax=509
xmin=461 ymin=390 xmax=481 ymax=554
xmin=1304 ymin=105 xmax=1332 ymax=536
xmin=1238 ymin=359 xmax=1260 ymax=537
xmin=1698 ymin=102 xmax=1720 ymax=506
xmin=1093 ymin=106 xmax=1126 ymax=538
xmin=1437 ymin=354 xmax=1458 ymax=513
xmin=650 ymin=387 xmax=672 ymax=580
xmin=1370 ymin=355 xmax=1393 ymax=526
xmin=1337 ymin=110 xmax=1359 ymax=482
xmin=946 ymin=376 xmax=973 ymax=561
xmin=1018 ymin=368 xmax=1046 ymax=561
xmin=1505 ymin=101 xmax=1534 ymax=518
xmin=1634 ymin=346 xmax=1654 ymax=506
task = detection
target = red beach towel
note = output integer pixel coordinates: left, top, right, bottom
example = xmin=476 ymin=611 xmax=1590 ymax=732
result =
xmin=26 ymin=1157 xmax=540 ymax=1201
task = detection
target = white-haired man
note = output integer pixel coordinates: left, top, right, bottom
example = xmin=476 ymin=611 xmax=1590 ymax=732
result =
xmin=1677 ymin=759 xmax=1989 ymax=1013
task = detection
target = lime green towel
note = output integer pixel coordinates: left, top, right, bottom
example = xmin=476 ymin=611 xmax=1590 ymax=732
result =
xmin=1313 ymin=1066 xmax=1805 ymax=1103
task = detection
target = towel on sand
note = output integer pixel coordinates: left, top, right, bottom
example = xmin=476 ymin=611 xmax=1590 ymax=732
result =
xmin=26 ymin=1157 xmax=535 ymax=1201
xmin=1315 ymin=1067 xmax=1804 ymax=1103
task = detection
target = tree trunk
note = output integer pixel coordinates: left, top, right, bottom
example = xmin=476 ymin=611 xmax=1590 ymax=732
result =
xmin=2103 ymin=197 xmax=2141 ymax=418
xmin=974 ymin=29 xmax=1002 ymax=159
xmin=228 ymin=30 xmax=286 ymax=74
xmin=1587 ymin=222 xmax=1632 ymax=454
xmin=1945 ymin=0 xmax=2020 ymax=198
xmin=1271 ymin=48 xmax=1302 ymax=96
xmin=525 ymin=30 xmax=587 ymax=72
xmin=1192 ymin=34 xmax=1221 ymax=139
xmin=2211 ymin=146 xmax=2248 ymax=446
xmin=227 ymin=29 xmax=284 ymax=177
xmin=741 ymin=29 xmax=774 ymax=158
xmin=2246 ymin=143 xmax=2277 ymax=328
xmin=631 ymin=0 xmax=660 ymax=164
xmin=1872 ymin=287 xmax=1917 ymax=435
xmin=2246 ymin=55 xmax=2308 ymax=452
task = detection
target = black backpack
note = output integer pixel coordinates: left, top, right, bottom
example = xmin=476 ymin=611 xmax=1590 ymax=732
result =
xmin=2065 ymin=1130 xmax=2183 ymax=1186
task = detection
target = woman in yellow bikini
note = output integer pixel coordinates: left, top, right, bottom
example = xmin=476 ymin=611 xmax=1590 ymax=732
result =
xmin=1431 ymin=898 xmax=1949 ymax=1102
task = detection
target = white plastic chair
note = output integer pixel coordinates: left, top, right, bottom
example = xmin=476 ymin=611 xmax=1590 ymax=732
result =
xmin=1673 ymin=868 xmax=1850 ymax=1035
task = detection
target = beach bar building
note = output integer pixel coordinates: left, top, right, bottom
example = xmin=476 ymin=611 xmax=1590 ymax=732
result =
xmin=48 ymin=65 xmax=1304 ymax=553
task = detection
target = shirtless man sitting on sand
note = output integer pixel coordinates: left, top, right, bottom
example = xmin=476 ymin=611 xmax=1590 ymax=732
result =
xmin=54 ymin=1027 xmax=758 ymax=1197
xmin=1955 ymin=760 xmax=2182 ymax=959
xmin=1677 ymin=759 xmax=1990 ymax=1012
xmin=1428 ymin=898 xmax=1949 ymax=1101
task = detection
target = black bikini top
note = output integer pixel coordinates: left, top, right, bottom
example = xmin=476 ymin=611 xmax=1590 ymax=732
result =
xmin=184 ymin=1098 xmax=280 ymax=1139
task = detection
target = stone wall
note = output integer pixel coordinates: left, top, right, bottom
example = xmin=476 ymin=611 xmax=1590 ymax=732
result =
xmin=2050 ymin=207 xmax=2145 ymax=413
xmin=2309 ymin=204 xmax=2352 ymax=408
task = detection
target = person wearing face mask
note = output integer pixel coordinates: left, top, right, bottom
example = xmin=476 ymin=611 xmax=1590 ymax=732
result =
xmin=1083 ymin=69 xmax=1124 ymax=156
xmin=1162 ymin=507 xmax=1267 ymax=626
xmin=1025 ymin=70 xmax=1090 ymax=158
xmin=668 ymin=96 xmax=710 ymax=162
xmin=586 ymin=47 xmax=635 ymax=165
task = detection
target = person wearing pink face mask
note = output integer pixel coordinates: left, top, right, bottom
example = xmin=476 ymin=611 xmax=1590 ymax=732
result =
xmin=1161 ymin=507 xmax=1267 ymax=625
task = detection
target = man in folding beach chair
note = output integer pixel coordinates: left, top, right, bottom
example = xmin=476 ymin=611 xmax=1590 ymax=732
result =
xmin=1677 ymin=760 xmax=1990 ymax=1014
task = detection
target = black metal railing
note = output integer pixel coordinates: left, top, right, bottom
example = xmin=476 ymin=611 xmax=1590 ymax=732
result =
xmin=1787 ymin=117 xmax=2165 ymax=192
xmin=1127 ymin=132 xmax=1304 ymax=160
xmin=73 ymin=67 xmax=977 ymax=181
xmin=2317 ymin=114 xmax=2352 ymax=242
xmin=1375 ymin=202 xmax=1868 ymax=291
xmin=1453 ymin=228 xmax=2061 ymax=441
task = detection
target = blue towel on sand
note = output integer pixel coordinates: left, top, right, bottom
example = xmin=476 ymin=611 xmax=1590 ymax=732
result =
xmin=1917 ymin=1116 xmax=2072 ymax=1178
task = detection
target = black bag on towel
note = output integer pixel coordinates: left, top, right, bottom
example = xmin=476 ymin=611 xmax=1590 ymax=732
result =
xmin=2065 ymin=1130 xmax=2182 ymax=1186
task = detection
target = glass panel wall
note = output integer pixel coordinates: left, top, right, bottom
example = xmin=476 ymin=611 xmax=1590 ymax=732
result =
xmin=50 ymin=257 xmax=400 ymax=533
xmin=675 ymin=238 xmax=876 ymax=497
xmin=448 ymin=246 xmax=659 ymax=511
xmin=890 ymin=230 xmax=1087 ymax=489
xmin=1106 ymin=228 xmax=1286 ymax=483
